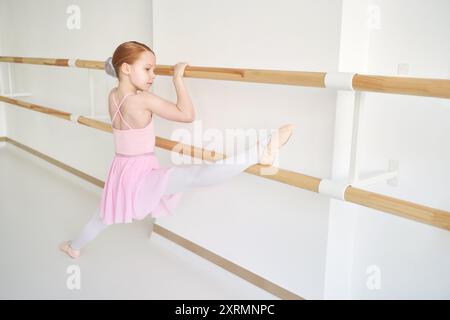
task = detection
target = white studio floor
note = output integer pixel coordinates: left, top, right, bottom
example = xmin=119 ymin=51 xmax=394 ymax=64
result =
xmin=0 ymin=143 xmax=276 ymax=299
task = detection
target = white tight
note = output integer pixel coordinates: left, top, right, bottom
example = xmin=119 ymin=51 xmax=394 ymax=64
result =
xmin=69 ymin=135 xmax=270 ymax=251
xmin=163 ymin=134 xmax=270 ymax=195
xmin=70 ymin=207 xmax=107 ymax=250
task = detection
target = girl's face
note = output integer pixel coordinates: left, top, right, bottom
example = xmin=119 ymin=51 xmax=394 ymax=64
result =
xmin=123 ymin=51 xmax=156 ymax=91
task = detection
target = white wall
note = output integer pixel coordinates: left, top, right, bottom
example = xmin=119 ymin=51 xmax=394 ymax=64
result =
xmin=325 ymin=0 xmax=450 ymax=299
xmin=0 ymin=0 xmax=8 ymax=139
xmin=152 ymin=0 xmax=343 ymax=299
xmin=0 ymin=0 xmax=153 ymax=180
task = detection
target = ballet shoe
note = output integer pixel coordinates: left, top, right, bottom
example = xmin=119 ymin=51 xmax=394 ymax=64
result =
xmin=258 ymin=124 xmax=294 ymax=166
xmin=59 ymin=241 xmax=81 ymax=259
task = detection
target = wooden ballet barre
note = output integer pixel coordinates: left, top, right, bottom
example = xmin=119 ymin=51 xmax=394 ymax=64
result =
xmin=1 ymin=94 xmax=449 ymax=231
xmin=1 ymin=56 xmax=449 ymax=99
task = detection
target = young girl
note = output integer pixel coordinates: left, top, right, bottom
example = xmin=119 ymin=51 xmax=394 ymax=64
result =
xmin=60 ymin=41 xmax=294 ymax=259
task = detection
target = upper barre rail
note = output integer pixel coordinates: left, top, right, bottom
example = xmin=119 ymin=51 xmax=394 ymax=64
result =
xmin=1 ymin=56 xmax=449 ymax=99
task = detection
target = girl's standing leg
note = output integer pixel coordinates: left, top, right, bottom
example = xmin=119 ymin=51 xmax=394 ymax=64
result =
xmin=60 ymin=207 xmax=109 ymax=257
xmin=70 ymin=207 xmax=108 ymax=250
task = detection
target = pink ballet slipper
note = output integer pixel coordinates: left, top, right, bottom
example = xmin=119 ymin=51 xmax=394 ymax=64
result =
xmin=59 ymin=241 xmax=81 ymax=259
xmin=258 ymin=124 xmax=295 ymax=166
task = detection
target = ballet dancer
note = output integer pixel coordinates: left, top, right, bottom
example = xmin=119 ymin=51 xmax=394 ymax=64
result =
xmin=60 ymin=41 xmax=294 ymax=258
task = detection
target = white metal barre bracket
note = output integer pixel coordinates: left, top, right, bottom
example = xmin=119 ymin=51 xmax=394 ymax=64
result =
xmin=324 ymin=72 xmax=356 ymax=91
xmin=348 ymin=91 xmax=399 ymax=189
xmin=351 ymin=160 xmax=399 ymax=188
xmin=0 ymin=63 xmax=33 ymax=99
xmin=318 ymin=179 xmax=351 ymax=201
xmin=67 ymin=59 xmax=77 ymax=67
xmin=88 ymin=69 xmax=95 ymax=118
xmin=70 ymin=113 xmax=81 ymax=123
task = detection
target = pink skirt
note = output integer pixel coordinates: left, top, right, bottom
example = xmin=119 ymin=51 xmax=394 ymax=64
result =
xmin=100 ymin=152 xmax=183 ymax=225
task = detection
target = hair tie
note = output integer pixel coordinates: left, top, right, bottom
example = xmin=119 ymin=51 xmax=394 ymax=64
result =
xmin=104 ymin=57 xmax=117 ymax=78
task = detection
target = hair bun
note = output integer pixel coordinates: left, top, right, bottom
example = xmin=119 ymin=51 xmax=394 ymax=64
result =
xmin=104 ymin=57 xmax=117 ymax=78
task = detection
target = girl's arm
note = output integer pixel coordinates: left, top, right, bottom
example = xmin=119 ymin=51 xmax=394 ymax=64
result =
xmin=140 ymin=63 xmax=195 ymax=123
xmin=139 ymin=91 xmax=194 ymax=123
xmin=173 ymin=77 xmax=195 ymax=122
